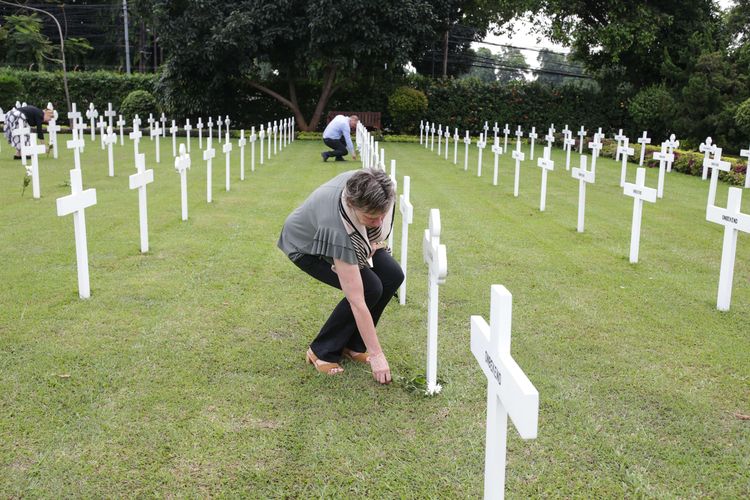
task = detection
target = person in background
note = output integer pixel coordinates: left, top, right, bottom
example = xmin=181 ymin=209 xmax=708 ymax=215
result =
xmin=3 ymin=104 xmax=53 ymax=160
xmin=277 ymin=168 xmax=402 ymax=384
xmin=321 ymin=114 xmax=358 ymax=162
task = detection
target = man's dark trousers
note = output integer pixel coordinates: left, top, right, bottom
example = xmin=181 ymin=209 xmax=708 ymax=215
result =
xmin=323 ymin=137 xmax=348 ymax=160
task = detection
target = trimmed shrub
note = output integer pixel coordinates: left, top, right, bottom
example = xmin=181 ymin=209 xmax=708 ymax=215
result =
xmin=628 ymin=85 xmax=676 ymax=139
xmin=735 ymin=97 xmax=750 ymax=137
xmin=0 ymin=74 xmax=23 ymax=109
xmin=120 ymin=90 xmax=159 ymax=122
xmin=388 ymin=86 xmax=428 ymax=133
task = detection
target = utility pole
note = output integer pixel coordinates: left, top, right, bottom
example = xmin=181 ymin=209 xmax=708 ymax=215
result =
xmin=123 ymin=0 xmax=131 ymax=74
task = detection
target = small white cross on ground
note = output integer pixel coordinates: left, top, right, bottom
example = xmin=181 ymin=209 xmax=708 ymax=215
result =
xmin=477 ymin=133 xmax=487 ymax=177
xmin=705 ymin=147 xmax=732 ymax=211
xmin=56 ymin=168 xmax=97 ymax=299
xmin=175 ymin=143 xmax=191 ymax=221
xmin=528 ymin=127 xmax=538 ymax=160
xmin=623 ymin=167 xmax=657 ymax=263
xmin=577 ymin=125 xmax=587 ymax=154
xmin=470 ymin=284 xmax=539 ymax=500
xmin=637 ymin=131 xmax=651 ymax=166
xmin=512 ymin=142 xmax=525 ymax=198
xmin=398 ymin=175 xmax=414 ymax=305
xmin=491 ymin=137 xmax=503 ymax=186
xmin=699 ymin=136 xmax=717 ymax=180
xmin=150 ymin=122 xmax=162 ymax=163
xmin=21 ymin=133 xmax=45 ymax=199
xmin=239 ymin=130 xmax=247 ymax=180
xmin=463 ymin=130 xmax=472 ymax=171
xmin=128 ymin=153 xmax=154 ymax=253
xmin=571 ymin=155 xmax=595 ymax=232
xmin=203 ymin=139 xmax=216 ymax=203
xmin=652 ymin=142 xmax=673 ymax=199
xmin=537 ymin=146 xmax=555 ymax=211
xmin=618 ymin=137 xmax=635 ymax=187
xmin=422 ymin=209 xmax=447 ymax=395
xmin=223 ymin=132 xmax=233 ymax=192
xmin=103 ymin=126 xmax=118 ymax=176
xmin=706 ymin=187 xmax=750 ymax=311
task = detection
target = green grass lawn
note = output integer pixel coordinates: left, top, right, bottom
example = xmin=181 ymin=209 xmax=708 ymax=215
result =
xmin=1 ymin=133 xmax=748 ymax=497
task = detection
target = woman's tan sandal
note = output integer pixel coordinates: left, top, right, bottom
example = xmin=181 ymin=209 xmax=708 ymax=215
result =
xmin=306 ymin=348 xmax=344 ymax=375
xmin=342 ymin=348 xmax=371 ymax=364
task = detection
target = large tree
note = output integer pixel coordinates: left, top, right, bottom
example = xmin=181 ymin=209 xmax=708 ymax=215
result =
xmin=148 ymin=0 xmax=435 ymax=131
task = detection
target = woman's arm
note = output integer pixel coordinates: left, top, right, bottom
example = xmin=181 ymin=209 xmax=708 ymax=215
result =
xmin=333 ymin=258 xmax=391 ymax=384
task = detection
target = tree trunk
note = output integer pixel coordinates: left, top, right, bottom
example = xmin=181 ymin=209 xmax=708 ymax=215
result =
xmin=442 ymin=28 xmax=449 ymax=77
xmin=247 ymin=65 xmax=341 ymax=132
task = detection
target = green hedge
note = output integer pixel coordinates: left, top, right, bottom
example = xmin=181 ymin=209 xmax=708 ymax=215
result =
xmin=0 ymin=68 xmax=156 ymax=118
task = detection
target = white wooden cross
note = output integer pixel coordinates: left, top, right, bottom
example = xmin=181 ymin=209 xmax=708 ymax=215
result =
xmin=588 ymin=137 xmax=603 ymax=176
xmin=67 ymin=102 xmax=82 ymax=127
xmin=196 ymin=117 xmax=204 ymax=149
xmin=223 ymin=132 xmax=233 ymax=192
xmin=47 ymin=117 xmax=61 ymax=159
xmin=175 ymin=143 xmax=191 ymax=221
xmin=424 ymin=122 xmax=430 ymax=149
xmin=249 ymin=126 xmax=257 ymax=172
xmin=148 ymin=114 xmax=155 ymax=140
xmin=21 ymin=133 xmax=45 ymax=199
xmin=740 ymin=146 xmax=750 ymax=189
xmin=544 ymin=127 xmax=555 ymax=151
xmin=217 ymin=115 xmax=223 ymax=140
xmin=512 ymin=142 xmax=525 ymax=198
xmin=225 ymin=116 xmax=231 ymax=140
xmin=470 ymin=284 xmax=539 ymax=500
xmin=618 ymin=137 xmax=635 ymax=187
xmin=184 ymin=119 xmax=192 ymax=152
xmin=398 ymin=175 xmax=414 ymax=305
xmin=66 ymin=126 xmax=85 ymax=171
xmin=104 ymin=102 xmax=116 ymax=128
xmin=239 ymin=129 xmax=247 ymax=180
xmin=273 ymin=120 xmax=279 ymax=155
xmin=56 ymin=168 xmax=97 ymax=299
xmin=420 ymin=120 xmax=424 ymax=145
xmin=267 ymin=121 xmax=272 ymax=159
xmin=170 ymin=120 xmax=179 ymax=157
xmin=463 ymin=130 xmax=472 ymax=171
xmin=707 ymin=187 xmax=750 ymax=311
xmin=483 ymin=121 xmax=490 ymax=142
xmin=117 ymin=115 xmax=125 ymax=145
xmin=562 ymin=124 xmax=570 ymax=146
xmin=12 ymin=122 xmax=30 ymax=165
xmin=443 ymin=126 xmax=450 ymax=161
xmin=637 ymin=131 xmax=651 ymax=166
xmin=128 ymin=153 xmax=154 ymax=253
xmin=430 ymin=122 xmax=436 ymax=151
xmin=388 ymin=160 xmax=397 ymax=254
xmin=563 ymin=132 xmax=575 ymax=171
xmin=98 ymin=116 xmax=106 ymax=150
xmin=492 ymin=122 xmax=500 ymax=142
xmin=86 ymin=103 xmax=98 ymax=141
xmin=514 ymin=125 xmax=523 ymax=150
xmin=207 ymin=116 xmax=214 ymax=143
xmin=623 ymin=167 xmax=657 ymax=263
xmin=577 ymin=125 xmax=587 ymax=154
xmin=103 ymin=126 xmax=118 ymax=176
xmin=699 ymin=136 xmax=717 ymax=180
xmin=537 ymin=146 xmax=555 ymax=212
xmin=491 ymin=136 xmax=503 ymax=186
xmin=259 ymin=125 xmax=265 ymax=165
xmin=664 ymin=134 xmax=679 ymax=171
xmin=502 ymin=123 xmax=510 ymax=152
xmin=129 ymin=117 xmax=142 ymax=157
xmin=528 ymin=127 xmax=538 ymax=160
xmin=437 ymin=124 xmax=443 ymax=156
xmin=477 ymin=133 xmax=487 ymax=177
xmin=74 ymin=119 xmax=87 ymax=153
xmin=203 ymin=138 xmax=216 ymax=203
xmin=613 ymin=128 xmax=626 ymax=161
xmin=649 ymin=142 xmax=669 ymax=199
xmin=572 ymin=155 xmax=595 ymax=232
xmin=453 ymin=128 xmax=459 ymax=165
xmin=145 ymin=120 xmax=159 ymax=163
xmin=160 ymin=113 xmax=167 ymax=137
xmin=290 ymin=116 xmax=295 ymax=142
xmin=705 ymin=147 xmax=732 ymax=211
xmin=422 ymin=208 xmax=448 ymax=395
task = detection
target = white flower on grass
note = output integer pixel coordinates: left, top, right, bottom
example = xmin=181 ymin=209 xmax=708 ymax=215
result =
xmin=24 ymin=165 xmax=32 ymax=177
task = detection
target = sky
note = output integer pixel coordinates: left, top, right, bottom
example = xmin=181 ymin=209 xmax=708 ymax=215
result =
xmin=478 ymin=0 xmax=735 ymax=69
